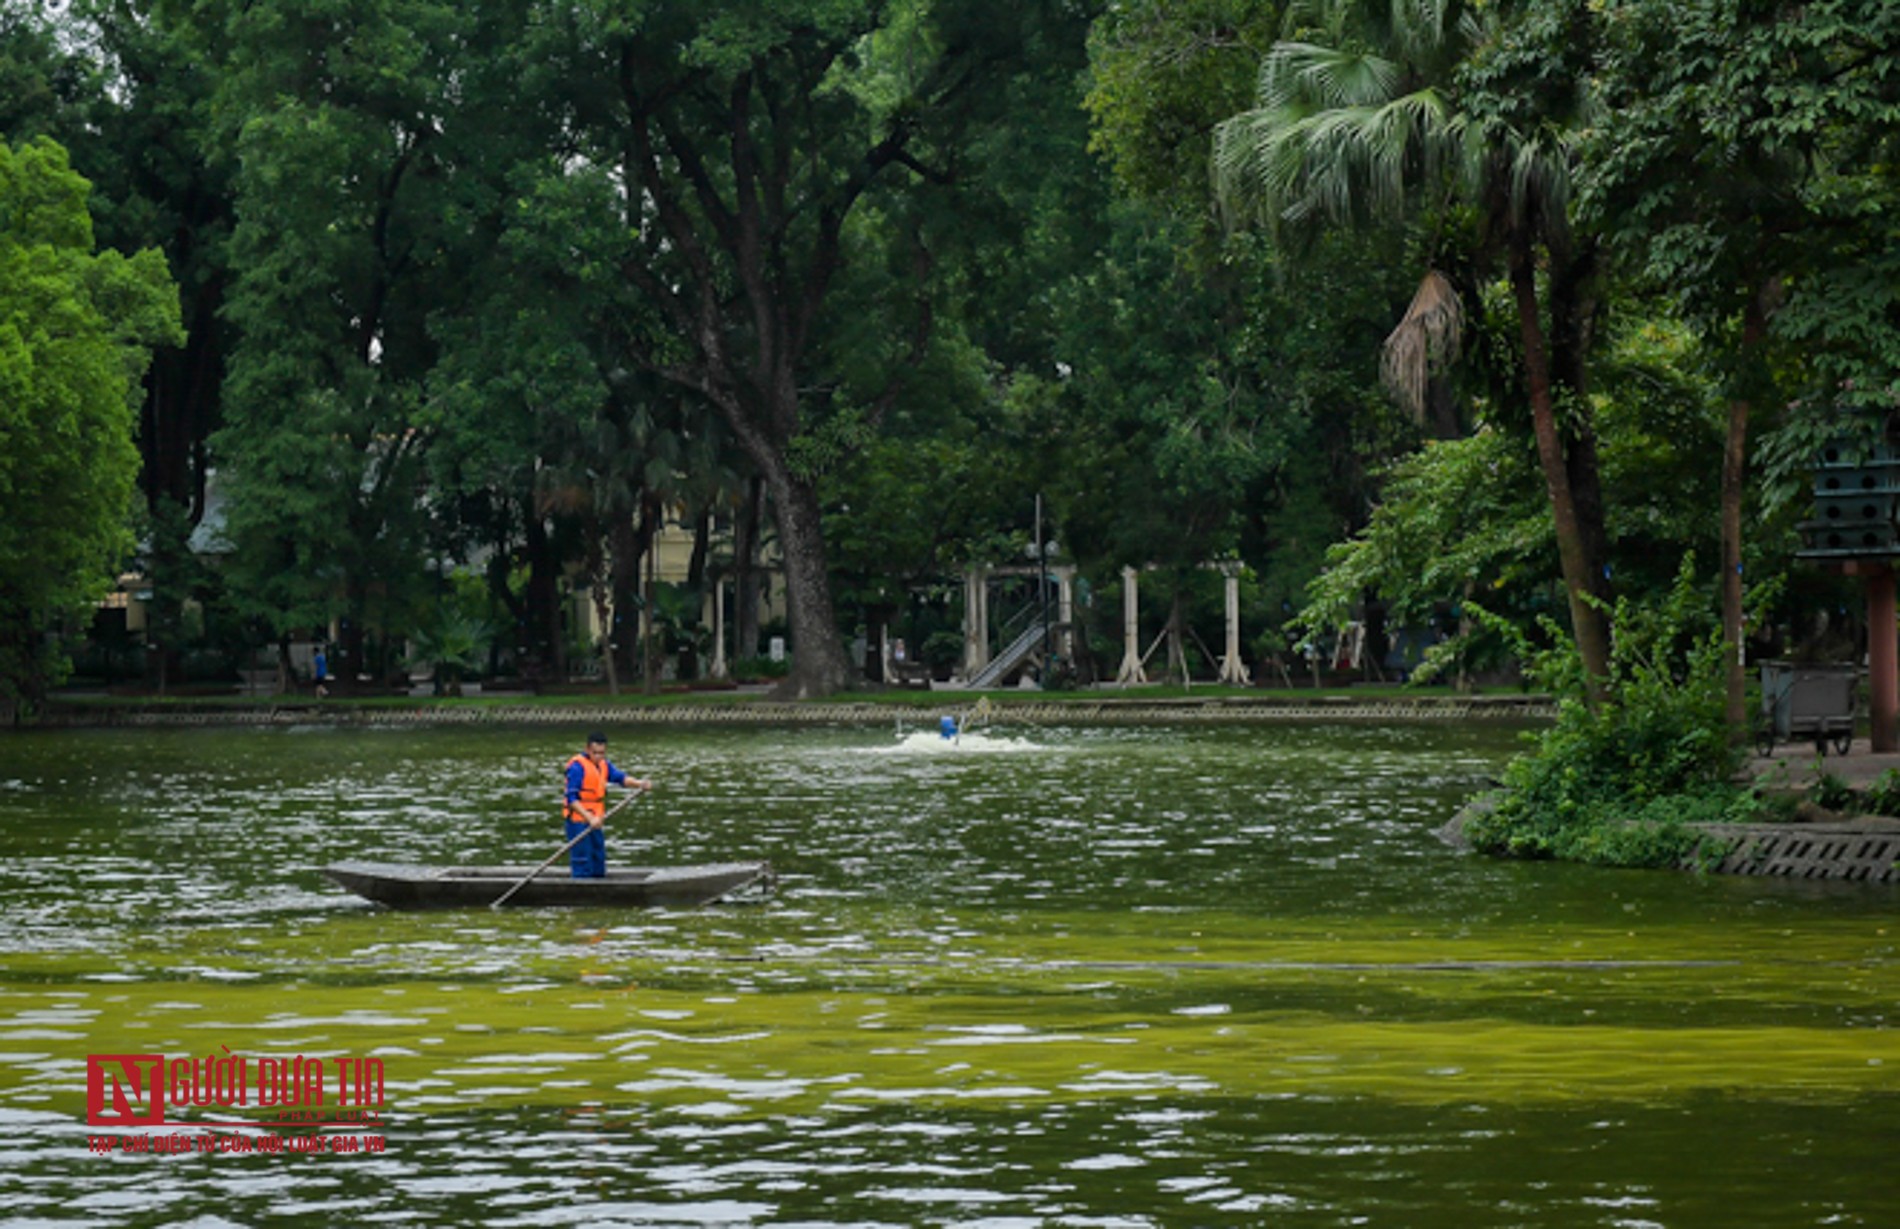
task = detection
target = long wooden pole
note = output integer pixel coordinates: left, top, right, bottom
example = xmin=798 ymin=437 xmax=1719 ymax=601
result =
xmin=491 ymin=788 xmax=645 ymax=909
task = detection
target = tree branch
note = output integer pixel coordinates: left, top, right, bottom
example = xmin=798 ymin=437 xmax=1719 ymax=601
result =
xmin=867 ymin=237 xmax=936 ymax=428
xmin=792 ymin=118 xmax=918 ymax=359
xmin=618 ymin=45 xmax=731 ymax=390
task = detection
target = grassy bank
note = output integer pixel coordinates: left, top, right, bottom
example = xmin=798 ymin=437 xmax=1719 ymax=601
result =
xmin=30 ymin=681 xmax=1554 ymax=726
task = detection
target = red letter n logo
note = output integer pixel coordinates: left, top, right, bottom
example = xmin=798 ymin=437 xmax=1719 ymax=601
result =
xmin=87 ymin=1054 xmax=166 ymax=1127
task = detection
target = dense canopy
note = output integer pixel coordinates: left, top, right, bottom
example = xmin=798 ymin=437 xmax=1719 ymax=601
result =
xmin=0 ymin=0 xmax=1894 ymax=716
xmin=0 ymin=136 xmax=180 ymax=712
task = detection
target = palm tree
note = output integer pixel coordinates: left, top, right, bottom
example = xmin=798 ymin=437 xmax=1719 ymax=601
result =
xmin=1213 ymin=0 xmax=1613 ymax=699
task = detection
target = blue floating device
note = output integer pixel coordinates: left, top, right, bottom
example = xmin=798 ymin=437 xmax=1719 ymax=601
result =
xmin=940 ymin=715 xmax=958 ymax=740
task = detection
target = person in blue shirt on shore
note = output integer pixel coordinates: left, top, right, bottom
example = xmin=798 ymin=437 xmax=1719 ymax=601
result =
xmin=563 ymin=731 xmax=651 ymax=878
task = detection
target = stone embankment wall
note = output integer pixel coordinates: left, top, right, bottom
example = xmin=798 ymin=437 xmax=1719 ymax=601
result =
xmin=1444 ymin=797 xmax=1900 ymax=885
xmin=1686 ymin=820 xmax=1900 ymax=885
xmin=36 ymin=694 xmax=1558 ymax=728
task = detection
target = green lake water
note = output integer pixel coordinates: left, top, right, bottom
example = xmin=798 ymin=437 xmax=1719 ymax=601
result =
xmin=0 ymin=720 xmax=1895 ymax=1226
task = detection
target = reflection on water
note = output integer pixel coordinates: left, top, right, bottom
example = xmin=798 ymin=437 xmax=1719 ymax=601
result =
xmin=1 ymin=721 xmax=1896 ymax=1225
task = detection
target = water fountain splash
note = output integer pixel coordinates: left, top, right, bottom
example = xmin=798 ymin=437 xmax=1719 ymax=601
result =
xmin=869 ymin=730 xmax=1047 ymax=755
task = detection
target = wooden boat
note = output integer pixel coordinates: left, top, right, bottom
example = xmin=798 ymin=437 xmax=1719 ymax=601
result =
xmin=323 ymin=859 xmax=774 ymax=910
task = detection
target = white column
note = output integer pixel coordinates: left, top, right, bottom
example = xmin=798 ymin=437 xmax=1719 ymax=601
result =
xmin=1218 ymin=566 xmax=1251 ymax=685
xmin=1056 ymin=567 xmax=1076 ymax=660
xmin=710 ymin=577 xmax=729 ymax=680
xmin=962 ymin=566 xmax=991 ymax=681
xmin=1116 ymin=567 xmax=1147 ymax=685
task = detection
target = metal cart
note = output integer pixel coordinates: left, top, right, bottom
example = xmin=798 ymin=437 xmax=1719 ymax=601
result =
xmin=1756 ymin=661 xmax=1858 ymax=756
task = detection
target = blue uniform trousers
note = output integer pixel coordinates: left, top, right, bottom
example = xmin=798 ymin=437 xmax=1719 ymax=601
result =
xmin=565 ymin=818 xmax=607 ymax=878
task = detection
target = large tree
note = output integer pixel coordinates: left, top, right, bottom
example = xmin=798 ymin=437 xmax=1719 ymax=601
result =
xmin=1083 ymin=0 xmax=1283 ymax=214
xmin=0 ymin=138 xmax=181 ymax=714
xmin=3 ymin=4 xmax=242 ymax=691
xmin=67 ymin=1 xmax=236 ymax=528
xmin=423 ymin=79 xmax=766 ymax=691
xmin=209 ymin=0 xmax=474 ymax=682
xmin=1584 ymin=0 xmax=1900 ymax=729
xmin=1080 ymin=0 xmax=1431 ymax=659
xmin=1299 ymin=315 xmax=1733 ymax=664
xmin=4 ymin=2 xmax=237 ymax=550
xmin=1213 ymin=0 xmax=1618 ymax=699
xmin=532 ymin=0 xmax=1077 ymax=697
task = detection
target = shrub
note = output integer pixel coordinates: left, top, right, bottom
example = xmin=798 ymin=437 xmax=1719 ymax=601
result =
xmin=1862 ymin=769 xmax=1900 ymax=817
xmin=1462 ymin=562 xmax=1757 ymax=869
xmin=732 ymin=655 xmax=790 ymax=681
xmin=1810 ymin=771 xmax=1856 ymax=812
xmin=920 ymin=631 xmax=964 ymax=674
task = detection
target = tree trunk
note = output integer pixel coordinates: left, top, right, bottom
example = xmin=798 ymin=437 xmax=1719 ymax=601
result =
xmin=733 ymin=476 xmax=764 ymax=664
xmin=340 ymin=576 xmax=368 ymax=690
xmin=688 ymin=506 xmax=712 ymax=589
xmin=1508 ymin=233 xmax=1611 ymax=702
xmin=1547 ymin=245 xmax=1614 ymax=617
xmin=1723 ymin=289 xmax=1772 ymax=732
xmin=485 ymin=523 xmax=521 ymax=679
xmin=140 ymin=283 xmax=223 ymax=520
xmin=1721 ymin=390 xmax=1748 ymax=731
xmin=642 ymin=495 xmax=660 ymax=697
xmin=1166 ymin=588 xmax=1190 ymax=687
xmin=588 ymin=523 xmax=619 ymax=697
xmin=1425 ymin=374 xmax=1462 ymax=440
xmin=676 ymin=507 xmax=713 ymax=681
xmin=523 ymin=509 xmax=564 ymax=684
xmin=1457 ymin=581 xmax=1476 ymax=693
xmin=763 ymin=466 xmax=854 ymax=697
xmin=276 ymin=633 xmax=294 ymax=696
xmin=863 ymin=606 xmax=888 ymax=684
xmin=610 ymin=513 xmax=643 ymax=683
xmin=1362 ymin=593 xmax=1389 ymax=682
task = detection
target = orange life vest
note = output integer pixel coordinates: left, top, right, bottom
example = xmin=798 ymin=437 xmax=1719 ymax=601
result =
xmin=565 ymin=753 xmax=608 ymax=822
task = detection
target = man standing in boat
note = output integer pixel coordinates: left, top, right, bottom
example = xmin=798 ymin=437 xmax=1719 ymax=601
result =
xmin=564 ymin=732 xmax=651 ymax=878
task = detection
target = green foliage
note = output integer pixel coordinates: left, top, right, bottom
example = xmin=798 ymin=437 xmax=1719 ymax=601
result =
xmin=920 ymin=631 xmax=964 ymax=673
xmin=1861 ymin=770 xmax=1900 ymax=820
xmin=1211 ymin=0 xmax=1483 ymax=243
xmin=1213 ymin=0 xmax=1622 ymax=691
xmin=1808 ymin=771 xmax=1855 ymax=814
xmin=1587 ymin=0 xmax=1900 ymax=554
xmin=0 ymin=137 xmax=181 ymax=708
xmin=1300 ymin=428 xmax=1546 ymax=637
xmin=1083 ymin=0 xmax=1283 ymax=210
xmin=1462 ymin=563 xmax=1755 ymax=867
xmin=14 ymin=0 xmax=1890 ymax=721
xmin=1301 ymin=313 xmax=1735 ymax=650
xmin=406 ymin=609 xmax=491 ymax=692
xmin=648 ymin=583 xmax=710 ymax=665
xmin=1031 ymin=205 xmax=1405 ymax=587
xmin=788 ymin=407 xmax=881 ymax=486
xmin=207 ymin=0 xmax=478 ymax=663
xmin=824 ymin=420 xmax=1023 ymax=617
xmin=732 ymin=655 xmax=792 ymax=682
xmin=407 ymin=572 xmax=496 ymax=694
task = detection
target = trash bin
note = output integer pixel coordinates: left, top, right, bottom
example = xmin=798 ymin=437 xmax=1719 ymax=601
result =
xmin=1757 ymin=660 xmax=1858 ymax=756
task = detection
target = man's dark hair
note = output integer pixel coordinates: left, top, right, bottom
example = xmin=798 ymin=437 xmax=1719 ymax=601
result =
xmin=587 ymin=731 xmax=609 ymax=746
